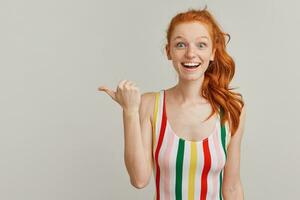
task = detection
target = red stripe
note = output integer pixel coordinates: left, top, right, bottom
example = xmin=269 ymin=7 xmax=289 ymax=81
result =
xmin=200 ymin=139 xmax=211 ymax=200
xmin=154 ymin=91 xmax=167 ymax=200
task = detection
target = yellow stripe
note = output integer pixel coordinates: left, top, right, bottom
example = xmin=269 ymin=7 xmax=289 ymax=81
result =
xmin=188 ymin=142 xmax=197 ymax=200
xmin=152 ymin=92 xmax=159 ymax=150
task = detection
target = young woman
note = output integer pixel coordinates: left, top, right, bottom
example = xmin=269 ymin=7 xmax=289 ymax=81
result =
xmin=99 ymin=7 xmax=246 ymax=200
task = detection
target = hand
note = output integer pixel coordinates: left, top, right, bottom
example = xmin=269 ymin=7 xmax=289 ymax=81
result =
xmin=98 ymin=80 xmax=141 ymax=112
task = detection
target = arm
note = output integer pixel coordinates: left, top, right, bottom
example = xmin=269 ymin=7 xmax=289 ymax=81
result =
xmin=123 ymin=92 xmax=154 ymax=189
xmin=222 ymin=105 xmax=246 ymax=200
xmin=99 ymin=81 xmax=154 ymax=189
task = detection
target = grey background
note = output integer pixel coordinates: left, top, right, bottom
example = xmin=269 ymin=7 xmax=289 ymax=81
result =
xmin=1 ymin=0 xmax=299 ymax=199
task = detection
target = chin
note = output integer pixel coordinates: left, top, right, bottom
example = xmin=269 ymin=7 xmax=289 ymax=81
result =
xmin=179 ymin=73 xmax=204 ymax=81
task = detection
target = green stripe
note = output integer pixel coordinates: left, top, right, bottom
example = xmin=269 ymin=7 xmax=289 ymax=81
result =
xmin=219 ymin=170 xmax=223 ymax=200
xmin=220 ymin=108 xmax=227 ymax=158
xmin=219 ymin=107 xmax=226 ymax=200
xmin=175 ymin=139 xmax=185 ymax=200
xmin=221 ymin=124 xmax=227 ymax=158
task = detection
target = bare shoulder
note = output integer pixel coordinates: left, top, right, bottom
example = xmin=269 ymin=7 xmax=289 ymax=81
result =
xmin=139 ymin=92 xmax=158 ymax=124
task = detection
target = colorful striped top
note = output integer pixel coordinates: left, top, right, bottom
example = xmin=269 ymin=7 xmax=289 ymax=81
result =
xmin=152 ymin=90 xmax=231 ymax=200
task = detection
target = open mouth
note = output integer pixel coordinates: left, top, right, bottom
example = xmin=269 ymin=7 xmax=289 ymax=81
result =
xmin=181 ymin=62 xmax=201 ymax=69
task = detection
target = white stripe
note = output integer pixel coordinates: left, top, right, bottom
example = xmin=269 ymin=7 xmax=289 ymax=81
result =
xmin=225 ymin=121 xmax=231 ymax=150
xmin=158 ymin=122 xmax=173 ymax=200
xmin=207 ymin=135 xmax=217 ymax=199
xmin=217 ymin=120 xmax=227 ymax=167
xmin=169 ymin=134 xmax=179 ymax=200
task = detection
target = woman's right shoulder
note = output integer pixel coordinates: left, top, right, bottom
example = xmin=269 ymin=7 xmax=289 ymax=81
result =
xmin=141 ymin=90 xmax=161 ymax=104
xmin=140 ymin=91 xmax=160 ymax=125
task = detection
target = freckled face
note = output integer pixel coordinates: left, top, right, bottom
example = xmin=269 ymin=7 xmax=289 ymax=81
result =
xmin=166 ymin=22 xmax=216 ymax=80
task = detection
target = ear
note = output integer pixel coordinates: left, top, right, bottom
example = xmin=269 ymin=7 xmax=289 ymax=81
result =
xmin=165 ymin=45 xmax=171 ymax=60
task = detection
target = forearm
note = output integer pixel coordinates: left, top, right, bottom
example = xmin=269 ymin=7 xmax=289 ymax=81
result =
xmin=122 ymin=110 xmax=150 ymax=187
xmin=223 ymin=181 xmax=244 ymax=200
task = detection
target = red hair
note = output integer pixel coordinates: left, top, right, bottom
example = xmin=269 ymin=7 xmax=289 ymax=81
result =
xmin=165 ymin=6 xmax=244 ymax=136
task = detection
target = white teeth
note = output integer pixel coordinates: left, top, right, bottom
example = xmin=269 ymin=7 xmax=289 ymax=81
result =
xmin=183 ymin=62 xmax=200 ymax=66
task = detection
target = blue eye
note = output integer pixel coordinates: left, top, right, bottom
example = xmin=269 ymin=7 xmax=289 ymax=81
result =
xmin=176 ymin=42 xmax=185 ymax=48
xmin=198 ymin=42 xmax=207 ymax=48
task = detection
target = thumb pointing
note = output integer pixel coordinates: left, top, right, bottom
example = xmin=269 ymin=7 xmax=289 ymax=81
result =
xmin=98 ymin=86 xmax=116 ymax=101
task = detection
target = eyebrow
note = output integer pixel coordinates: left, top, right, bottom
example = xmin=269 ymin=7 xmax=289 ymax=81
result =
xmin=173 ymin=36 xmax=209 ymax=41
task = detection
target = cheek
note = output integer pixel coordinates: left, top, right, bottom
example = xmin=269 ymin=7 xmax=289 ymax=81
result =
xmin=170 ymin=48 xmax=184 ymax=58
xmin=172 ymin=60 xmax=180 ymax=68
xmin=171 ymin=60 xmax=182 ymax=72
xmin=202 ymin=52 xmax=213 ymax=61
xmin=172 ymin=54 xmax=185 ymax=63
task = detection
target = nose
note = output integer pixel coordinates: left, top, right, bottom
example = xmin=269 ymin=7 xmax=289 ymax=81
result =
xmin=185 ymin=45 xmax=196 ymax=59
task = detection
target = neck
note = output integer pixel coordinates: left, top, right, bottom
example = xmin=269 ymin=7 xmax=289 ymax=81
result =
xmin=172 ymin=75 xmax=207 ymax=104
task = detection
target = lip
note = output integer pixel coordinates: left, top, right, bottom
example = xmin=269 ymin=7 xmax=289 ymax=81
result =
xmin=181 ymin=61 xmax=201 ymax=63
xmin=181 ymin=63 xmax=200 ymax=72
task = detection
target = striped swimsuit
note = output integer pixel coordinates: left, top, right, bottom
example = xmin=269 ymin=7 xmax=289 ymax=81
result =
xmin=152 ymin=90 xmax=231 ymax=200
